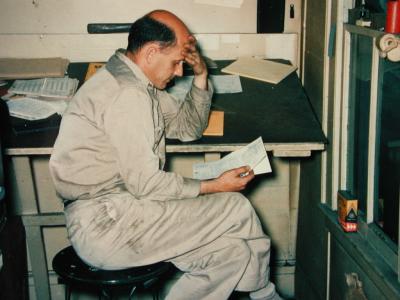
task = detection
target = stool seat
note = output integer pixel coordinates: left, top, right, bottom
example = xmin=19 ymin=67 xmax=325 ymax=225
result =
xmin=52 ymin=246 xmax=173 ymax=299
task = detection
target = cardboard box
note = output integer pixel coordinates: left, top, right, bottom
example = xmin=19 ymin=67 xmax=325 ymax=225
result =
xmin=338 ymin=190 xmax=358 ymax=232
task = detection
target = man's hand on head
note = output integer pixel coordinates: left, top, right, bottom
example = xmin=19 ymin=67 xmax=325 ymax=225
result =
xmin=182 ymin=36 xmax=208 ymax=90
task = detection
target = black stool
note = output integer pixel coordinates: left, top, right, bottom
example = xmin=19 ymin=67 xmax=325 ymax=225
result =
xmin=52 ymin=246 xmax=173 ymax=300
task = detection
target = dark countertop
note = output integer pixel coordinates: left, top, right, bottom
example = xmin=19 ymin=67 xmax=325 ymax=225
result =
xmin=1 ymin=60 xmax=327 ymax=154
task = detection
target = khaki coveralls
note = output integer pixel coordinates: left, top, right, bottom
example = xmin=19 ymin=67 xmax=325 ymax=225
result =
xmin=49 ymin=49 xmax=273 ymax=300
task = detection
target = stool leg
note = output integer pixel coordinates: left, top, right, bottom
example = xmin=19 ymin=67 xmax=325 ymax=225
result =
xmin=153 ymin=290 xmax=159 ymax=300
xmin=65 ymin=284 xmax=71 ymax=300
xmin=152 ymin=285 xmax=161 ymax=300
xmin=128 ymin=286 xmax=137 ymax=300
xmin=99 ymin=287 xmax=112 ymax=300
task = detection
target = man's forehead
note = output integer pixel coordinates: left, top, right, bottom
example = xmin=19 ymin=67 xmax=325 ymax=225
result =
xmin=177 ymin=32 xmax=192 ymax=45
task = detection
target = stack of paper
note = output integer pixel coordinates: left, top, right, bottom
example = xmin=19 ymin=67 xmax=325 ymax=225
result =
xmin=3 ymin=76 xmax=78 ymax=120
xmin=193 ymin=137 xmax=271 ymax=180
xmin=8 ymin=77 xmax=78 ymax=100
xmin=6 ymin=97 xmax=67 ymax=121
xmin=222 ymin=57 xmax=297 ymax=84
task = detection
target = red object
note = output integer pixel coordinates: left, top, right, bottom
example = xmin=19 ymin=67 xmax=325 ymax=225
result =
xmin=386 ymin=0 xmax=400 ymax=33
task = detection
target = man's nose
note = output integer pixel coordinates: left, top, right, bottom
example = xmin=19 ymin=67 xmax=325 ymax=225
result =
xmin=174 ymin=62 xmax=183 ymax=77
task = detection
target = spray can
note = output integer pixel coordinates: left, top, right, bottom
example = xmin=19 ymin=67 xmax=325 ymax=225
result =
xmin=386 ymin=0 xmax=400 ymax=33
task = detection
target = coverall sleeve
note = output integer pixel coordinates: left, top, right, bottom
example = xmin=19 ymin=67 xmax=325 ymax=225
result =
xmin=103 ymin=87 xmax=200 ymax=201
xmin=161 ymin=80 xmax=213 ymax=141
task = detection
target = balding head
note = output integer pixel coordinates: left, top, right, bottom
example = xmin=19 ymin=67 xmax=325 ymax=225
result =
xmin=127 ymin=10 xmax=191 ymax=54
xmin=126 ymin=10 xmax=193 ymax=89
xmin=147 ymin=10 xmax=191 ymax=45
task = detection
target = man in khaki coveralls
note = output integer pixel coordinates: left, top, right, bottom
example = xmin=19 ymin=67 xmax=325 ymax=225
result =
xmin=49 ymin=10 xmax=282 ymax=300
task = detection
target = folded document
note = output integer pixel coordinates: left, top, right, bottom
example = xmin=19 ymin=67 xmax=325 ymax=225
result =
xmin=193 ymin=137 xmax=271 ymax=180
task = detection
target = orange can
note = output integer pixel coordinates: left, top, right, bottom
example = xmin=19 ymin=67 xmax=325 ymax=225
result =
xmin=338 ymin=190 xmax=358 ymax=232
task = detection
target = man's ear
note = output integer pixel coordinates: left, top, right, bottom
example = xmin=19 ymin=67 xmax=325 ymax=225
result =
xmin=144 ymin=43 xmax=160 ymax=64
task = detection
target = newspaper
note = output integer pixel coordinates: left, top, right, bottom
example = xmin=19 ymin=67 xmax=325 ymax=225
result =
xmin=8 ymin=76 xmax=78 ymax=99
xmin=6 ymin=97 xmax=68 ymax=120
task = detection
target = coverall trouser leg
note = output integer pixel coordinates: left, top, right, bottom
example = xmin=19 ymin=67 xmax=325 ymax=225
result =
xmin=65 ymin=192 xmax=272 ymax=299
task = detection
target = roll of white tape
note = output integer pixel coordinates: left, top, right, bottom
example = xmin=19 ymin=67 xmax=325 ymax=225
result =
xmin=379 ymin=34 xmax=397 ymax=52
xmin=378 ymin=34 xmax=400 ymax=62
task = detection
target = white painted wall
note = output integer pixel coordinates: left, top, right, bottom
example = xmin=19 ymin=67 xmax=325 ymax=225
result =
xmin=0 ymin=0 xmax=301 ymax=63
xmin=0 ymin=0 xmax=257 ymax=60
xmin=0 ymin=0 xmax=257 ymax=34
